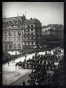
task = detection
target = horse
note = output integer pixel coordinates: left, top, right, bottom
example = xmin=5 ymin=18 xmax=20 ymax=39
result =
xmin=15 ymin=61 xmax=22 ymax=69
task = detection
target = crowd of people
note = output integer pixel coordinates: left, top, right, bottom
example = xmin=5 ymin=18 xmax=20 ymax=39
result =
xmin=17 ymin=51 xmax=63 ymax=70
xmin=21 ymin=50 xmax=63 ymax=86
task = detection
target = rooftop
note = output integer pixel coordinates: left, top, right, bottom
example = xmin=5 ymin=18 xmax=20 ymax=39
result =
xmin=3 ymin=16 xmax=23 ymax=22
xmin=23 ymin=18 xmax=41 ymax=25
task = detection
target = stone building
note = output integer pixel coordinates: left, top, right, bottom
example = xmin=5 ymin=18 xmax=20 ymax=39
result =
xmin=2 ymin=16 xmax=42 ymax=53
xmin=2 ymin=15 xmax=26 ymax=52
xmin=22 ymin=18 xmax=42 ymax=52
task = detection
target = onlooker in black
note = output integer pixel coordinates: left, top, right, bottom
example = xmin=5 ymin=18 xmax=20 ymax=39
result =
xmin=8 ymin=60 xmax=9 ymax=66
xmin=23 ymin=80 xmax=25 ymax=86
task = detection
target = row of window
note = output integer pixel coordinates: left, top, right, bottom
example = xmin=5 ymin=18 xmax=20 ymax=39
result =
xmin=3 ymin=25 xmax=21 ymax=29
xmin=3 ymin=44 xmax=22 ymax=50
xmin=23 ymin=37 xmax=35 ymax=40
xmin=3 ymin=38 xmax=22 ymax=41
xmin=24 ymin=32 xmax=35 ymax=36
xmin=14 ymin=44 xmax=21 ymax=49
xmin=9 ymin=25 xmax=21 ymax=28
xmin=24 ymin=28 xmax=34 ymax=32
xmin=3 ymin=20 xmax=22 ymax=26
xmin=24 ymin=24 xmax=34 ymax=29
xmin=3 ymin=31 xmax=22 ymax=36
xmin=23 ymin=42 xmax=35 ymax=45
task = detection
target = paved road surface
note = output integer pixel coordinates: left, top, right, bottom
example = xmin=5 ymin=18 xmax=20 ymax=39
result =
xmin=2 ymin=53 xmax=34 ymax=85
xmin=11 ymin=72 xmax=30 ymax=86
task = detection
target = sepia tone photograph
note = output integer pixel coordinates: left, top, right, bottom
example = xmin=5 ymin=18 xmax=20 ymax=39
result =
xmin=2 ymin=2 xmax=64 ymax=86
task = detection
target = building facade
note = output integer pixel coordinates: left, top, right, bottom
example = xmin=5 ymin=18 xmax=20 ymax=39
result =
xmin=22 ymin=18 xmax=42 ymax=52
xmin=2 ymin=16 xmax=42 ymax=53
xmin=2 ymin=15 xmax=26 ymax=52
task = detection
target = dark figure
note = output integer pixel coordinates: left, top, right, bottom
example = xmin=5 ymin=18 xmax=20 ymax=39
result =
xmin=25 ymin=54 xmax=27 ymax=59
xmin=15 ymin=63 xmax=17 ymax=69
xmin=23 ymin=80 xmax=25 ymax=86
xmin=13 ymin=58 xmax=15 ymax=63
xmin=8 ymin=61 xmax=9 ymax=66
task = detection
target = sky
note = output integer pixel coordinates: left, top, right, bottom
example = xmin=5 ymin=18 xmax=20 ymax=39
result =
xmin=2 ymin=2 xmax=64 ymax=26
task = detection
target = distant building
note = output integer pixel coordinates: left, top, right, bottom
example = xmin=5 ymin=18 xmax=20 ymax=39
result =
xmin=42 ymin=24 xmax=64 ymax=48
xmin=2 ymin=15 xmax=26 ymax=52
xmin=42 ymin=25 xmax=55 ymax=35
xmin=22 ymin=18 xmax=42 ymax=52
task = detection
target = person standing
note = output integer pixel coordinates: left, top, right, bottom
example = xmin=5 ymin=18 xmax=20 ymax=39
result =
xmin=23 ymin=80 xmax=25 ymax=86
xmin=8 ymin=61 xmax=9 ymax=66
xmin=25 ymin=54 xmax=26 ymax=58
xmin=13 ymin=58 xmax=15 ymax=63
xmin=7 ymin=56 xmax=10 ymax=66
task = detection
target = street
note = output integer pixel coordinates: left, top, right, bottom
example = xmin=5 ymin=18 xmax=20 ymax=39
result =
xmin=2 ymin=53 xmax=34 ymax=85
xmin=11 ymin=72 xmax=30 ymax=85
